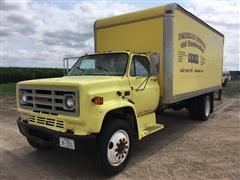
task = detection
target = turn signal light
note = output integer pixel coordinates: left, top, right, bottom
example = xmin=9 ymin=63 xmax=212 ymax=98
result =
xmin=91 ymin=97 xmax=103 ymax=105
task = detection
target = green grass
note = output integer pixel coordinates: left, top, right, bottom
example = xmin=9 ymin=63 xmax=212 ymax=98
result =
xmin=0 ymin=83 xmax=16 ymax=96
xmin=222 ymin=80 xmax=240 ymax=98
xmin=0 ymin=80 xmax=239 ymax=97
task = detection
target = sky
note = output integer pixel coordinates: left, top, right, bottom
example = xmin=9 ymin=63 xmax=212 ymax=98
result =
xmin=1 ymin=0 xmax=239 ymax=70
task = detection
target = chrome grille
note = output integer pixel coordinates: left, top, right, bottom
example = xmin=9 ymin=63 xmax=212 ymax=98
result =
xmin=19 ymin=88 xmax=78 ymax=115
xmin=27 ymin=114 xmax=64 ymax=129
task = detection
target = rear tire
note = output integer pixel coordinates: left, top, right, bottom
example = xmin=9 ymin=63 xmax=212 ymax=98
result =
xmin=97 ymin=119 xmax=133 ymax=176
xmin=189 ymin=98 xmax=198 ymax=119
xmin=198 ymin=95 xmax=211 ymax=121
xmin=27 ymin=138 xmax=48 ymax=150
xmin=189 ymin=95 xmax=212 ymax=121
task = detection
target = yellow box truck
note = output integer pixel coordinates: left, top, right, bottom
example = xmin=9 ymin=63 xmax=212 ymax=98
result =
xmin=16 ymin=3 xmax=224 ymax=175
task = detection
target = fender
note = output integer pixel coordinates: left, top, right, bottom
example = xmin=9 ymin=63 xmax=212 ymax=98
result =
xmin=88 ymin=99 xmax=138 ymax=134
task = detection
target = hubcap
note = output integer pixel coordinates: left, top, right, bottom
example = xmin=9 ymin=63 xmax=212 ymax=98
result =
xmin=107 ymin=130 xmax=130 ymax=166
xmin=205 ymin=97 xmax=210 ymax=117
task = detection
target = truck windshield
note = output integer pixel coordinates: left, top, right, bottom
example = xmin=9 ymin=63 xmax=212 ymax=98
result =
xmin=67 ymin=53 xmax=129 ymax=76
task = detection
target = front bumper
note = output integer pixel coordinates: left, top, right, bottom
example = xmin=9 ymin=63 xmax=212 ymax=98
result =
xmin=17 ymin=118 xmax=93 ymax=150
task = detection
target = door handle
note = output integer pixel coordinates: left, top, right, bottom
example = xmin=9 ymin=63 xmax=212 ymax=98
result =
xmin=151 ymin=78 xmax=157 ymax=81
xmin=131 ymin=86 xmax=134 ymax=90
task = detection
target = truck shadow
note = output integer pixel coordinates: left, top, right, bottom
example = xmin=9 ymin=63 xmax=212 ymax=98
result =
xmin=129 ymin=109 xmax=204 ymax=167
xmin=23 ymin=138 xmax=102 ymax=179
xmin=17 ymin=109 xmax=204 ymax=179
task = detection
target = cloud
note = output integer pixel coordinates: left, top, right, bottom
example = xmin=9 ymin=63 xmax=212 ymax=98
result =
xmin=7 ymin=13 xmax=33 ymax=24
xmin=1 ymin=1 xmax=136 ymax=67
xmin=1 ymin=0 xmax=23 ymax=11
xmin=1 ymin=0 xmax=39 ymax=37
xmin=1 ymin=0 xmax=239 ymax=70
xmin=33 ymin=1 xmax=135 ymax=49
xmin=42 ymin=30 xmax=91 ymax=48
xmin=186 ymin=0 xmax=240 ymax=70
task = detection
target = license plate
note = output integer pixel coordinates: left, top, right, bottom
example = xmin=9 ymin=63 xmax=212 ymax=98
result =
xmin=59 ymin=137 xmax=75 ymax=150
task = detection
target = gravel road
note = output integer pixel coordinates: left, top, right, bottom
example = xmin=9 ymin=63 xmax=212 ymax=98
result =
xmin=0 ymin=96 xmax=239 ymax=180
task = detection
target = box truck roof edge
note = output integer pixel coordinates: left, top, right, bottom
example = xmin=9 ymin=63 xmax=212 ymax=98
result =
xmin=94 ymin=3 xmax=224 ymax=39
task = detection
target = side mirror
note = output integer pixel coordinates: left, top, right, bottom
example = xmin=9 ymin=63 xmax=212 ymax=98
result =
xmin=150 ymin=53 xmax=160 ymax=76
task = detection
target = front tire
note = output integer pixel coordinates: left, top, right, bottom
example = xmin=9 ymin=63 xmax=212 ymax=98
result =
xmin=97 ymin=119 xmax=133 ymax=176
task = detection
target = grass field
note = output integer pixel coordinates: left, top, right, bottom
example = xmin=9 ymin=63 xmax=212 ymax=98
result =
xmin=222 ymin=80 xmax=240 ymax=97
xmin=0 ymin=81 xmax=239 ymax=97
xmin=0 ymin=67 xmax=63 ymax=83
xmin=0 ymin=83 xmax=16 ymax=96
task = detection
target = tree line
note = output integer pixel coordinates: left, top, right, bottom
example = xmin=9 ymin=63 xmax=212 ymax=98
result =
xmin=0 ymin=67 xmax=64 ymax=83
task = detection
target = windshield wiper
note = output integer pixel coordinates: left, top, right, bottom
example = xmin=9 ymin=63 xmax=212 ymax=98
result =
xmin=96 ymin=66 xmax=109 ymax=76
xmin=76 ymin=66 xmax=85 ymax=75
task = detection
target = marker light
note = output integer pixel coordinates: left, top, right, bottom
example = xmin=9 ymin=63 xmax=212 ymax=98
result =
xmin=91 ymin=97 xmax=103 ymax=105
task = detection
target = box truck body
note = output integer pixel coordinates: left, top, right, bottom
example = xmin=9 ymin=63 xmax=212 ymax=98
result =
xmin=95 ymin=3 xmax=224 ymax=104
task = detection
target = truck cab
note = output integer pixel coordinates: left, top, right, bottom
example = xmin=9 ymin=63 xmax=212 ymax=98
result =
xmin=17 ymin=51 xmax=163 ymax=175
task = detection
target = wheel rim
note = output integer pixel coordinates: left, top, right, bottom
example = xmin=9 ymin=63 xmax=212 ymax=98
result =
xmin=107 ymin=130 xmax=130 ymax=167
xmin=205 ymin=97 xmax=211 ymax=117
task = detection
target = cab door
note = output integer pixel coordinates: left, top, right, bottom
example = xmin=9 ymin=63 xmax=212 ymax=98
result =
xmin=128 ymin=55 xmax=160 ymax=116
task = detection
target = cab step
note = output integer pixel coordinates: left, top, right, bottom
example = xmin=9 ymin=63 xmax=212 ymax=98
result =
xmin=137 ymin=112 xmax=164 ymax=139
xmin=140 ymin=124 xmax=164 ymax=138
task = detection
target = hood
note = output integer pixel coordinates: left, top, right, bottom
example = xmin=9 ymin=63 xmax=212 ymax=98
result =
xmin=17 ymin=76 xmax=123 ymax=87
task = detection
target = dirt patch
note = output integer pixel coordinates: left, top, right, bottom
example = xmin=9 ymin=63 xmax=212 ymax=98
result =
xmin=0 ymin=96 xmax=239 ymax=179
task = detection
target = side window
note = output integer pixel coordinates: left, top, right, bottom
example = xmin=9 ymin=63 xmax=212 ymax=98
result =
xmin=130 ymin=56 xmax=150 ymax=76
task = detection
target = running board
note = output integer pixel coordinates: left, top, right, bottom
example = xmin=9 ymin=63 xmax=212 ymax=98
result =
xmin=139 ymin=124 xmax=164 ymax=139
xmin=137 ymin=113 xmax=164 ymax=140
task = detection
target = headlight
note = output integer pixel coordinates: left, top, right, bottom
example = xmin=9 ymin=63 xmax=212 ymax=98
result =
xmin=65 ymin=95 xmax=75 ymax=109
xmin=21 ymin=93 xmax=27 ymax=104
